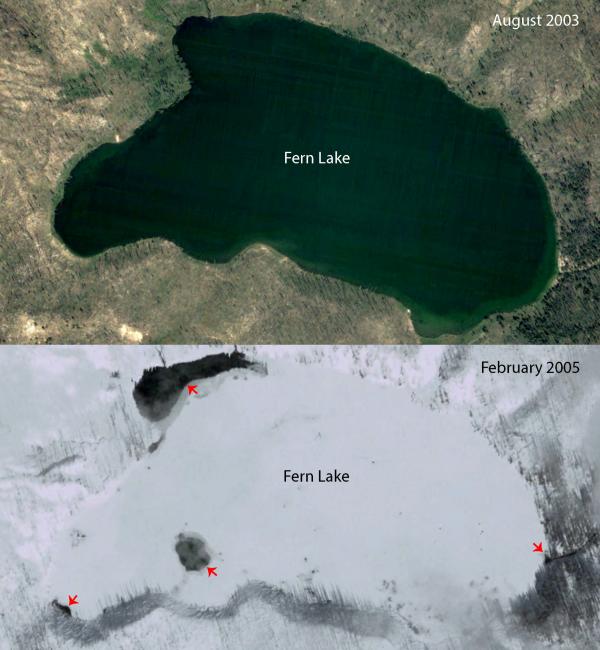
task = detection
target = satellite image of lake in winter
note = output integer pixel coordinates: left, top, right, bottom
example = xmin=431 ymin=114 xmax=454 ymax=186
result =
xmin=1 ymin=346 xmax=599 ymax=649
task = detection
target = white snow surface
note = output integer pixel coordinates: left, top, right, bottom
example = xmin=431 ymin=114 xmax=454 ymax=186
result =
xmin=43 ymin=356 xmax=543 ymax=623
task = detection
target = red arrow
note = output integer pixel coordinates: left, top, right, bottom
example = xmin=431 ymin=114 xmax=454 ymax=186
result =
xmin=207 ymin=567 xmax=218 ymax=577
xmin=187 ymin=385 xmax=198 ymax=395
xmin=532 ymin=542 xmax=544 ymax=553
xmin=68 ymin=594 xmax=79 ymax=606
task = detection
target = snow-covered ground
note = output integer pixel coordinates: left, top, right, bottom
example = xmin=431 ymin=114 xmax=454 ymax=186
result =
xmin=1 ymin=346 xmax=599 ymax=649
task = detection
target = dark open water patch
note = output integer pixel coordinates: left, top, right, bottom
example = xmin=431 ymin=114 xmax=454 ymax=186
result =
xmin=54 ymin=14 xmax=556 ymax=337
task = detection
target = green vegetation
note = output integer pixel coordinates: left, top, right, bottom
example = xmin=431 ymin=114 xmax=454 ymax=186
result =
xmin=143 ymin=0 xmax=172 ymax=23
xmin=143 ymin=0 xmax=205 ymax=26
xmin=59 ymin=42 xmax=188 ymax=112
xmin=60 ymin=70 xmax=100 ymax=102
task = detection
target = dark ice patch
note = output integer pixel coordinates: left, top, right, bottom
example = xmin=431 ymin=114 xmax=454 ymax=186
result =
xmin=174 ymin=533 xmax=211 ymax=571
xmin=133 ymin=351 xmax=256 ymax=421
xmin=51 ymin=599 xmax=72 ymax=617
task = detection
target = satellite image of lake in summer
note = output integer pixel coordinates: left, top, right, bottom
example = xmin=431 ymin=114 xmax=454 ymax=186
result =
xmin=53 ymin=14 xmax=556 ymax=337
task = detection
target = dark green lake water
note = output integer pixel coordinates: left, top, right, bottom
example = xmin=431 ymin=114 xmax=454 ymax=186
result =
xmin=54 ymin=14 xmax=556 ymax=337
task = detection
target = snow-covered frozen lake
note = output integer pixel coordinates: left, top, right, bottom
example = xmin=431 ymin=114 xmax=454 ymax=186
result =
xmin=1 ymin=346 xmax=599 ymax=649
